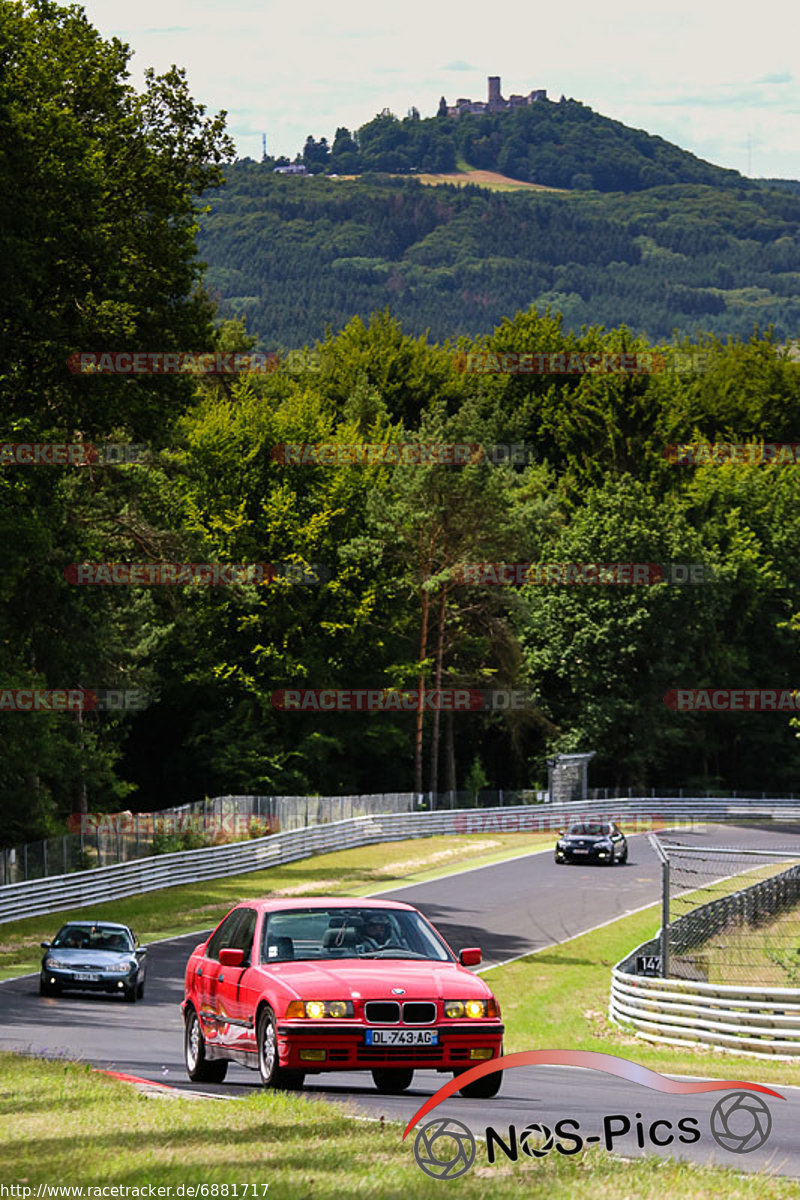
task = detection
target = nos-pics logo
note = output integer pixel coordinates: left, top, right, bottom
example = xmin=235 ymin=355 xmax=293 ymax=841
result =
xmin=404 ymin=1050 xmax=782 ymax=1180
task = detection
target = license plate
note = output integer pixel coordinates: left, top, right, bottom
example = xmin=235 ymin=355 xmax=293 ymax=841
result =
xmin=365 ymin=1029 xmax=438 ymax=1046
xmin=74 ymin=972 xmax=101 ymax=982
xmin=573 ymin=849 xmax=589 ymax=854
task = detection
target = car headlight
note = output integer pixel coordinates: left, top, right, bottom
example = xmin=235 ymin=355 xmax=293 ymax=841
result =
xmin=45 ymin=958 xmax=71 ymax=970
xmin=444 ymin=999 xmax=498 ymax=1019
xmin=598 ymin=840 xmax=612 ymax=849
xmin=285 ymin=1000 xmax=354 ymax=1019
xmin=107 ymin=961 xmax=137 ymax=973
xmin=556 ymin=840 xmax=566 ymax=848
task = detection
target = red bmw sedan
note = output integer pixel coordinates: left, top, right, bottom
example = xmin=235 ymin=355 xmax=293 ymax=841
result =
xmin=182 ymin=898 xmax=504 ymax=1096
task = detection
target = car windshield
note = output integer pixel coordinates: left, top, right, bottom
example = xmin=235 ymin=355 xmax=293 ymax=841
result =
xmin=261 ymin=908 xmax=454 ymax=963
xmin=52 ymin=925 xmax=133 ymax=952
xmin=567 ymin=823 xmax=609 ymax=837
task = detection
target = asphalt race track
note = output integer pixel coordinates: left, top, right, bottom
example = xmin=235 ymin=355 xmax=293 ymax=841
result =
xmin=3 ymin=823 xmax=800 ymax=1179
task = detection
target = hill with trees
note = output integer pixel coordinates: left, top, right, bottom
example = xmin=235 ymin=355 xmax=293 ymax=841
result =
xmin=290 ymin=98 xmax=748 ymax=193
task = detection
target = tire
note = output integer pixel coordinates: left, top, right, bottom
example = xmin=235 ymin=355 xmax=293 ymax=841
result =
xmin=457 ymin=1069 xmax=502 ymax=1098
xmin=618 ymin=848 xmax=628 ymax=865
xmin=184 ymin=1007 xmax=229 ymax=1083
xmin=124 ymin=983 xmax=137 ymax=1003
xmin=372 ymin=1068 xmax=414 ymax=1094
xmin=137 ymin=978 xmax=145 ymax=999
xmin=256 ymin=1006 xmax=305 ymax=1091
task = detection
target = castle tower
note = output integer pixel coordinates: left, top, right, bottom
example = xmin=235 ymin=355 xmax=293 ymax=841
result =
xmin=488 ymin=76 xmax=502 ymax=105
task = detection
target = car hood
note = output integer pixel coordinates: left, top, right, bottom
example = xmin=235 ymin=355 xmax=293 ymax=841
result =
xmin=261 ymin=959 xmax=491 ymax=1000
xmin=562 ymin=834 xmax=609 ymax=843
xmin=44 ymin=949 xmax=134 ymax=967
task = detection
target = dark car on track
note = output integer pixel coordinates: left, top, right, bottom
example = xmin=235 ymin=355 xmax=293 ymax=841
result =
xmin=554 ymin=820 xmax=628 ymax=865
xmin=182 ymin=897 xmax=504 ymax=1097
xmin=40 ymin=920 xmax=147 ymax=1001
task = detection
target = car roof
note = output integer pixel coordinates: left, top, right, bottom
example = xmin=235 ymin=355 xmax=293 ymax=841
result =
xmin=59 ymin=920 xmax=131 ymax=930
xmin=232 ymin=898 xmax=417 ymax=914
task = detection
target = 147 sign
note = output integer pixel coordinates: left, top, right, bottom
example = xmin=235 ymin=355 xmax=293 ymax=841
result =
xmin=637 ymin=955 xmax=662 ymax=976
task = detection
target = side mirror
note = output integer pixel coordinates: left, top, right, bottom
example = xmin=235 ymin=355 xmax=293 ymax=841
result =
xmin=459 ymin=947 xmax=482 ymax=967
xmin=556 ymin=830 xmax=564 ymax=837
xmin=219 ymin=947 xmax=245 ymax=968
xmin=40 ymin=941 xmax=51 ymax=949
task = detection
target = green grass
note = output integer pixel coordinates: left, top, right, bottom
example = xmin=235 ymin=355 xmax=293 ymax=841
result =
xmin=2 ymin=1053 xmax=798 ymax=1197
xmin=684 ymin=900 xmax=800 ymax=986
xmin=0 ymin=832 xmax=554 ymax=979
xmin=486 ymin=902 xmax=800 ymax=1087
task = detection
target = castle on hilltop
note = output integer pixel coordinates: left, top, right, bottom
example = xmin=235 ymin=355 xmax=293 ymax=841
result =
xmin=444 ymin=76 xmax=547 ymax=118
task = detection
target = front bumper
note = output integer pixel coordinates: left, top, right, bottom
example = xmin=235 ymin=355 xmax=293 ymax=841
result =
xmin=273 ymin=1020 xmax=505 ymax=1071
xmin=41 ymin=967 xmax=139 ymax=994
xmin=556 ymin=845 xmax=613 ymax=863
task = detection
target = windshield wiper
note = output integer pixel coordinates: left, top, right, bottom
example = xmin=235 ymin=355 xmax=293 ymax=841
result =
xmin=358 ymin=950 xmax=434 ymax=959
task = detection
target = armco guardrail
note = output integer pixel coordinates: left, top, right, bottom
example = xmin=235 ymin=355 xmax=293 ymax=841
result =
xmin=610 ymin=961 xmax=800 ymax=1058
xmin=1 ymin=795 xmax=798 ymax=925
xmin=610 ymin=861 xmax=800 ymax=1058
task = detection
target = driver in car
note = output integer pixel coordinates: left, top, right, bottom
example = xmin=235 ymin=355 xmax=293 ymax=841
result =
xmin=359 ymin=913 xmax=396 ymax=950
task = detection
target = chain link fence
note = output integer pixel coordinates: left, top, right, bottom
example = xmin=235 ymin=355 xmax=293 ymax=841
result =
xmin=653 ymin=838 xmax=800 ymax=985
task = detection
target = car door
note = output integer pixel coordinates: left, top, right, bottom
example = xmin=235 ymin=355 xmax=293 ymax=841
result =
xmin=217 ymin=906 xmax=259 ymax=1055
xmin=609 ymin=823 xmax=625 ymax=858
xmin=197 ymin=909 xmax=244 ymax=1050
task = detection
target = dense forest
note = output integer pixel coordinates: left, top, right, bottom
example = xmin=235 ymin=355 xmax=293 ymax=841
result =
xmin=199 ymin=166 xmax=800 ymax=346
xmin=2 ymin=1 xmax=800 ymax=848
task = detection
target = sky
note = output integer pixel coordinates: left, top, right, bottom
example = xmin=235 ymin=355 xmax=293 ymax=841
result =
xmin=82 ymin=0 xmax=800 ymax=180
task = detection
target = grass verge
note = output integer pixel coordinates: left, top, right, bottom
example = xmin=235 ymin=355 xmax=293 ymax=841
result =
xmin=0 ymin=832 xmax=554 ymax=979
xmin=1 ymin=1053 xmax=797 ymax=1197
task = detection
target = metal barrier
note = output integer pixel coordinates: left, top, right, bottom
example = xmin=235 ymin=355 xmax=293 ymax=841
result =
xmin=610 ymin=860 xmax=800 ymax=1057
xmin=3 ymin=795 xmax=800 ymax=926
xmin=610 ymin=960 xmax=800 ymax=1059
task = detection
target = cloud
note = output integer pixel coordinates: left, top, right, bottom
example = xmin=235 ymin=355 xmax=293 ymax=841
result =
xmin=649 ymin=87 xmax=797 ymax=109
xmin=441 ymin=60 xmax=474 ymax=71
xmin=754 ymin=71 xmax=792 ymax=84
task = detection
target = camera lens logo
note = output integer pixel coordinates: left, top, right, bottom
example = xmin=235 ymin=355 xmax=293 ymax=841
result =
xmin=710 ymin=1091 xmax=772 ymax=1153
xmin=519 ymin=1122 xmax=554 ymax=1157
xmin=413 ymin=1117 xmax=476 ymax=1180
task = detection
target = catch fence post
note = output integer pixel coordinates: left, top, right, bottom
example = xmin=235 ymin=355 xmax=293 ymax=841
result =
xmin=649 ymin=834 xmax=670 ymax=978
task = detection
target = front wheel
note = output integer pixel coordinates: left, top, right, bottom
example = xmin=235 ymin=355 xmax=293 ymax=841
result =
xmin=618 ymin=848 xmax=628 ymax=865
xmin=457 ymin=1069 xmax=502 ymax=1098
xmin=372 ymin=1068 xmax=414 ymax=1094
xmin=257 ymin=1006 xmax=305 ymax=1091
xmin=184 ymin=1007 xmax=228 ymax=1083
